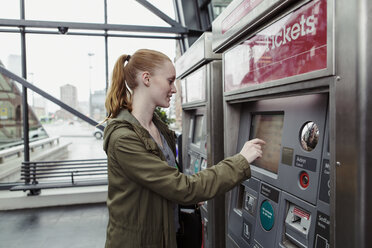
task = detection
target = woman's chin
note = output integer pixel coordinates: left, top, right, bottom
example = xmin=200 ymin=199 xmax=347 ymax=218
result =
xmin=158 ymin=103 xmax=170 ymax=108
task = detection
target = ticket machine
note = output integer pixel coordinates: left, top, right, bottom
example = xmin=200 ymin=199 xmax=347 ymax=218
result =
xmin=175 ymin=32 xmax=225 ymax=248
xmin=212 ymin=0 xmax=333 ymax=247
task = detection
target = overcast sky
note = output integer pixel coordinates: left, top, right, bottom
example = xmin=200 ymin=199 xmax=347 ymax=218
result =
xmin=0 ymin=0 xmax=177 ymax=112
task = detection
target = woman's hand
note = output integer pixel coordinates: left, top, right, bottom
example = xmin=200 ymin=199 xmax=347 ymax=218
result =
xmin=239 ymin=138 xmax=266 ymax=163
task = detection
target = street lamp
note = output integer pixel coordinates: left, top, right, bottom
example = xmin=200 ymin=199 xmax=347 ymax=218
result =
xmin=28 ymin=72 xmax=34 ymax=108
xmin=88 ymin=52 xmax=95 ymax=117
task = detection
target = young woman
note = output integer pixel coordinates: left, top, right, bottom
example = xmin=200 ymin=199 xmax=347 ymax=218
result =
xmin=103 ymin=49 xmax=265 ymax=248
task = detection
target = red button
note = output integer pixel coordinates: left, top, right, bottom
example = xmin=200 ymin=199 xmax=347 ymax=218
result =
xmin=300 ymin=171 xmax=309 ymax=188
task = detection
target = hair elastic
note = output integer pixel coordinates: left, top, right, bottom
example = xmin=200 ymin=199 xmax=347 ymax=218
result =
xmin=125 ymin=55 xmax=131 ymax=62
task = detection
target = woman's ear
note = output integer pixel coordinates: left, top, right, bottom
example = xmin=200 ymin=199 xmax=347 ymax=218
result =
xmin=141 ymin=71 xmax=151 ymax=87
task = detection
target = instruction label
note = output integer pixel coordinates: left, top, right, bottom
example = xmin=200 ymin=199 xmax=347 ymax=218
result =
xmin=295 ymin=155 xmax=317 ymax=172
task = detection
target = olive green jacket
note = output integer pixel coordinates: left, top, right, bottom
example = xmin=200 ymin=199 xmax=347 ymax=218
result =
xmin=103 ymin=109 xmax=251 ymax=248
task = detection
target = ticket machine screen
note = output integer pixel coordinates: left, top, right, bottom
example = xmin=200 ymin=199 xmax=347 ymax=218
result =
xmin=250 ymin=113 xmax=284 ymax=174
xmin=192 ymin=115 xmax=205 ymax=146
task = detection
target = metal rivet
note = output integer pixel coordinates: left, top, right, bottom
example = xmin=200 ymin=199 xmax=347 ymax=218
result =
xmin=336 ymin=161 xmax=341 ymax=167
xmin=336 ymin=76 xmax=341 ymax=81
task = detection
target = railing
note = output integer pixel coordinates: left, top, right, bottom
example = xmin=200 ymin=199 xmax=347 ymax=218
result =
xmin=10 ymin=158 xmax=107 ymax=195
xmin=0 ymin=137 xmax=60 ymax=164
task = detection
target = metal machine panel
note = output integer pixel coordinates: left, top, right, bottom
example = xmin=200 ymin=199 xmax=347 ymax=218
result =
xmin=317 ymin=110 xmax=330 ymax=214
xmin=228 ymin=177 xmax=260 ymax=248
xmin=212 ymin=0 xmax=299 ymax=53
xmin=181 ymin=61 xmax=224 ymax=248
xmin=228 ymin=183 xmax=250 ymax=247
xmin=236 ymin=94 xmax=328 ymax=205
xmin=184 ymin=108 xmax=207 ymax=175
xmin=176 ymin=32 xmax=221 ymax=79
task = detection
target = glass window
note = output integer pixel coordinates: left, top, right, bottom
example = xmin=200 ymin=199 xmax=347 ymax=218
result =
xmin=0 ymin=0 xmax=178 ymax=192
xmin=107 ymin=0 xmax=171 ymax=27
xmin=0 ymin=33 xmax=21 ymax=76
xmin=26 ymin=34 xmax=106 ymax=122
xmin=0 ymin=0 xmax=20 ymax=19
xmin=147 ymin=0 xmax=175 ymax=19
xmin=0 ymin=72 xmax=23 ymax=148
xmin=211 ymin=0 xmax=233 ymax=20
xmin=108 ymin=37 xmax=176 ymax=74
xmin=25 ymin=0 xmax=104 ymax=23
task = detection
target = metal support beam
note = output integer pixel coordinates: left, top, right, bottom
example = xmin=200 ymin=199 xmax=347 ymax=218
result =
xmin=20 ymin=0 xmax=30 ymax=169
xmin=0 ymin=18 xmax=188 ymax=34
xmin=0 ymin=28 xmax=181 ymax=39
xmin=0 ymin=66 xmax=103 ymax=131
xmin=174 ymin=0 xmax=208 ymax=49
xmin=104 ymin=0 xmax=109 ymax=93
xmin=135 ymin=0 xmax=183 ymax=28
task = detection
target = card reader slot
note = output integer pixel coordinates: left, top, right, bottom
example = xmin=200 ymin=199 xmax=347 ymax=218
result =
xmin=284 ymin=203 xmax=311 ymax=247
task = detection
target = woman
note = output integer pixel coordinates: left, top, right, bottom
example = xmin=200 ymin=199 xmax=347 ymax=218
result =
xmin=103 ymin=49 xmax=265 ymax=248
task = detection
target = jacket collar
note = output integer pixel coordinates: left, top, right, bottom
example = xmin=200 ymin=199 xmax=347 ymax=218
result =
xmin=113 ymin=109 xmax=176 ymax=157
xmin=116 ymin=109 xmax=141 ymax=126
xmin=115 ymin=109 xmax=170 ymax=135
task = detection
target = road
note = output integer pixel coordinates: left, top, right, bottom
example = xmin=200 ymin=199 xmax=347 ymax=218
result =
xmin=43 ymin=120 xmax=106 ymax=160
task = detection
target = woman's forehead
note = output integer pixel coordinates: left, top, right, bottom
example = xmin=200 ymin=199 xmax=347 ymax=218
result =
xmin=155 ymin=60 xmax=175 ymax=75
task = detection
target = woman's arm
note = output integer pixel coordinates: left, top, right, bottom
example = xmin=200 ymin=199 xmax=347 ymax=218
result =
xmin=113 ymin=132 xmax=251 ymax=205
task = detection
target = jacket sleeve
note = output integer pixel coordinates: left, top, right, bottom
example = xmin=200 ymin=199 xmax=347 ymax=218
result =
xmin=113 ymin=132 xmax=251 ymax=205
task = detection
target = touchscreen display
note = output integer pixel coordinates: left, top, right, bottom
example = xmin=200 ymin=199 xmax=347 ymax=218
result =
xmin=250 ymin=114 xmax=284 ymax=174
xmin=192 ymin=115 xmax=204 ymax=146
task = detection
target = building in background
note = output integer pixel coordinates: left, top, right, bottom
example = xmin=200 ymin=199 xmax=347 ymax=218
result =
xmin=7 ymin=54 xmax=21 ymax=77
xmin=32 ymin=96 xmax=47 ymax=118
xmin=56 ymin=84 xmax=78 ymax=120
xmin=0 ymin=61 xmax=47 ymax=147
xmin=77 ymin=101 xmax=89 ymax=117
xmin=91 ymin=89 xmax=106 ymax=121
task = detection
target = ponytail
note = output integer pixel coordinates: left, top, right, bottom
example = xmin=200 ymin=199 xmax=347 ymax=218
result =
xmin=104 ymin=49 xmax=171 ymax=122
xmin=104 ymin=54 xmax=132 ymax=120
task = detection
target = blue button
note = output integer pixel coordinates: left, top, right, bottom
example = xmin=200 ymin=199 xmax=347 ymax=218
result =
xmin=260 ymin=200 xmax=275 ymax=231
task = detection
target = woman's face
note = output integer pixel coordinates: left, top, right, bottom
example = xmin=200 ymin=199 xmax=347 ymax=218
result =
xmin=149 ymin=61 xmax=177 ymax=108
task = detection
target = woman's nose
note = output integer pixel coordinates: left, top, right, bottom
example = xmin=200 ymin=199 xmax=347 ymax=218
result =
xmin=171 ymin=83 xmax=177 ymax=94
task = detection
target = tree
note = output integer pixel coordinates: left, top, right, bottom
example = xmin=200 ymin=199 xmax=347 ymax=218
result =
xmin=155 ymin=107 xmax=174 ymax=126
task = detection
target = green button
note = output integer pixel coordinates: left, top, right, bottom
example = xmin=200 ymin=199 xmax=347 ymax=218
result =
xmin=194 ymin=159 xmax=199 ymax=173
xmin=260 ymin=200 xmax=275 ymax=231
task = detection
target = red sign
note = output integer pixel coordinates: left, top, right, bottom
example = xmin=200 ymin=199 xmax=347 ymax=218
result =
xmin=222 ymin=0 xmax=264 ymax=34
xmin=224 ymin=0 xmax=327 ymax=92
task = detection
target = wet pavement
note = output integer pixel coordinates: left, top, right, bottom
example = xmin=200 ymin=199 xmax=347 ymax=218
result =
xmin=0 ymin=203 xmax=108 ymax=248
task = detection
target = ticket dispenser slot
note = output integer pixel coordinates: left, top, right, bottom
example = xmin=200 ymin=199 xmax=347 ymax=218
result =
xmin=284 ymin=204 xmax=311 ymax=247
